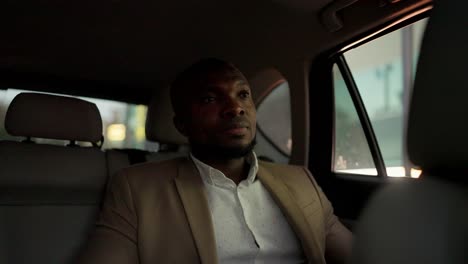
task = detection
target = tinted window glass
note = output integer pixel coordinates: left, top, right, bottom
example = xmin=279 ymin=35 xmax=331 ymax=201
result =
xmin=333 ymin=19 xmax=428 ymax=178
xmin=333 ymin=65 xmax=377 ymax=175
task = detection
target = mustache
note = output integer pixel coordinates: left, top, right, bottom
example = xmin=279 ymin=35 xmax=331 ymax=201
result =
xmin=221 ymin=117 xmax=251 ymax=130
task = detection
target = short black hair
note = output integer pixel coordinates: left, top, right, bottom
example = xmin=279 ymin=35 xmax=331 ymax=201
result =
xmin=170 ymin=58 xmax=244 ymax=117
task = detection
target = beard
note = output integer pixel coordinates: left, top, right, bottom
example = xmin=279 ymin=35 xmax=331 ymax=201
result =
xmin=190 ymin=136 xmax=257 ymax=160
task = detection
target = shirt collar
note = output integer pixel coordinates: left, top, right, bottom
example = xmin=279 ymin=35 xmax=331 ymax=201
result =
xmin=190 ymin=151 xmax=259 ymax=188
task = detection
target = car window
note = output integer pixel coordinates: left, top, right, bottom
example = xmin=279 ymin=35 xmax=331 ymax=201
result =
xmin=256 ymin=81 xmax=292 ymax=163
xmin=0 ymin=89 xmax=157 ymax=151
xmin=334 ymin=65 xmax=377 ymax=175
xmin=333 ymin=18 xmax=428 ymax=178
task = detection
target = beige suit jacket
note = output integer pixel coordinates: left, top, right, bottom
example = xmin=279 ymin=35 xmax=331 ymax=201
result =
xmin=77 ymin=157 xmax=350 ymax=264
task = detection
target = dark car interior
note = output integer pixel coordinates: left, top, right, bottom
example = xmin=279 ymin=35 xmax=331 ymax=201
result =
xmin=0 ymin=0 xmax=466 ymax=263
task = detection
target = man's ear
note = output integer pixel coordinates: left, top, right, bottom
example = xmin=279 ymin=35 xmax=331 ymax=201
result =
xmin=173 ymin=115 xmax=187 ymax=136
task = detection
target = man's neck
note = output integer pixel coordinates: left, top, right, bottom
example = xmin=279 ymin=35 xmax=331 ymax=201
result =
xmin=193 ymin=154 xmax=250 ymax=185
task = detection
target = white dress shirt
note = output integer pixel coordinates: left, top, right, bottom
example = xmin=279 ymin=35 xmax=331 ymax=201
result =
xmin=191 ymin=152 xmax=305 ymax=264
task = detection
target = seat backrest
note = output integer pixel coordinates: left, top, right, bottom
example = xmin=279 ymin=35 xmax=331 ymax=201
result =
xmin=103 ymin=86 xmax=188 ymax=180
xmin=144 ymin=86 xmax=189 ymax=162
xmin=351 ymin=1 xmax=468 ymax=264
xmin=0 ymin=92 xmax=108 ymax=264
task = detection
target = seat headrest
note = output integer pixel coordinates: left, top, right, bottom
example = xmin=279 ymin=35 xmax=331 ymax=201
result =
xmin=5 ymin=93 xmax=103 ymax=143
xmin=248 ymin=68 xmax=286 ymax=105
xmin=407 ymin=0 xmax=468 ymax=171
xmin=145 ymin=87 xmax=188 ymax=144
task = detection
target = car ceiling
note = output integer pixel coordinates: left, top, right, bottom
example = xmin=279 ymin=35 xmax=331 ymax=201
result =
xmin=1 ymin=0 xmax=430 ymax=104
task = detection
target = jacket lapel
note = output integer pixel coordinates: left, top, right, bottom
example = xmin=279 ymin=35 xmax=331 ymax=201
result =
xmin=257 ymin=165 xmax=324 ymax=264
xmin=174 ymin=159 xmax=218 ymax=264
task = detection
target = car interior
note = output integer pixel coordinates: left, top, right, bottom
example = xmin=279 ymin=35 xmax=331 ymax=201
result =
xmin=1 ymin=0 xmax=466 ymax=263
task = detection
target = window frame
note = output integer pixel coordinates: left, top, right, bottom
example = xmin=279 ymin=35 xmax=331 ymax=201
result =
xmin=334 ymin=57 xmax=387 ymax=178
xmin=309 ymin=5 xmax=432 ymax=181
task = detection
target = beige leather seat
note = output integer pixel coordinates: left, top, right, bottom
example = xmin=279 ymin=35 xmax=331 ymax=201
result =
xmin=0 ymin=93 xmax=107 ymax=264
xmin=144 ymin=86 xmax=189 ymax=162
xmin=351 ymin=1 xmax=468 ymax=263
xmin=104 ymin=86 xmax=188 ymax=179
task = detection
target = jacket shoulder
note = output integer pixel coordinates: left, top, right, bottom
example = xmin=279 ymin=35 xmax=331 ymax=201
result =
xmin=258 ymin=161 xmax=318 ymax=198
xmin=118 ymin=157 xmax=188 ymax=184
xmin=258 ymin=160 xmax=307 ymax=176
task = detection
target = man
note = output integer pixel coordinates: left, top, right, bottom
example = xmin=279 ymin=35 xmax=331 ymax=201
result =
xmin=78 ymin=58 xmax=352 ymax=264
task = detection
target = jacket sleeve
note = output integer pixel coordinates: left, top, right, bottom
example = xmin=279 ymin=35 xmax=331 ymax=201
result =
xmin=76 ymin=169 xmax=139 ymax=264
xmin=303 ymin=168 xmax=353 ymax=264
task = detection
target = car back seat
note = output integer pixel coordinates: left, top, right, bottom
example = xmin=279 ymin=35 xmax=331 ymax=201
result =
xmin=103 ymin=86 xmax=189 ymax=189
xmin=0 ymin=92 xmax=107 ymax=264
xmin=145 ymin=85 xmax=189 ymax=162
xmin=105 ymin=85 xmax=189 ymax=170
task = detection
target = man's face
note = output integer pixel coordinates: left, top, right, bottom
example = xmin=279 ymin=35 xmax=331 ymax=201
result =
xmin=176 ymin=68 xmax=256 ymax=158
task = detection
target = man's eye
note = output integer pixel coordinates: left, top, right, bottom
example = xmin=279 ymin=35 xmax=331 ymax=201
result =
xmin=201 ymin=96 xmax=216 ymax=103
xmin=240 ymin=91 xmax=250 ymax=99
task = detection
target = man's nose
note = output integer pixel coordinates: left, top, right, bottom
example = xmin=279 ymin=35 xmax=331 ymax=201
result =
xmin=222 ymin=99 xmax=245 ymax=118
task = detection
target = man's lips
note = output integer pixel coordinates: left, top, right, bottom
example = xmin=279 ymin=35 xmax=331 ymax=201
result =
xmin=224 ymin=127 xmax=248 ymax=135
xmin=221 ymin=122 xmax=250 ymax=136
